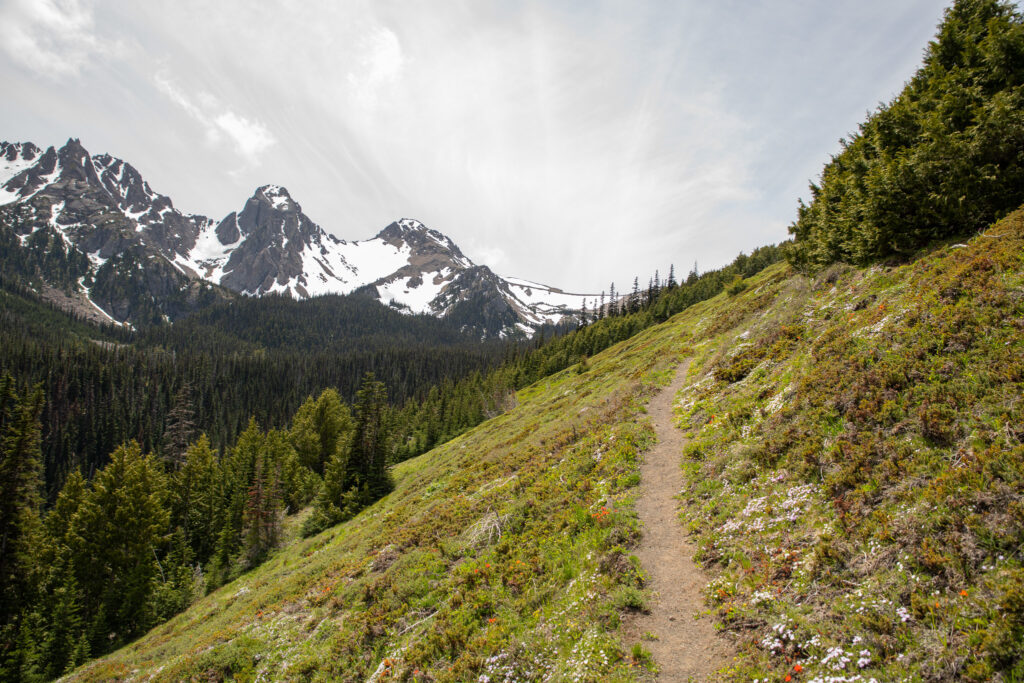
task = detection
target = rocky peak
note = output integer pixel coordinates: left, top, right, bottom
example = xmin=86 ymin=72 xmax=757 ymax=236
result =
xmin=1 ymin=141 xmax=40 ymax=164
xmin=56 ymin=137 xmax=101 ymax=186
xmin=375 ymin=218 xmax=469 ymax=264
xmin=255 ymin=184 xmax=298 ymax=212
xmin=1 ymin=143 xmax=57 ymax=202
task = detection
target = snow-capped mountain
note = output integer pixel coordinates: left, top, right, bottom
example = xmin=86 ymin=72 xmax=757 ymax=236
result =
xmin=0 ymin=138 xmax=595 ymax=336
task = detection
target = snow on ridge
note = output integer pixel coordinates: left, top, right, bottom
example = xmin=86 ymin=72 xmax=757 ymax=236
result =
xmin=259 ymin=184 xmax=293 ymax=210
xmin=0 ymin=144 xmax=40 ymax=189
xmin=376 ymin=267 xmax=454 ymax=315
xmin=0 ymin=155 xmax=60 ymax=207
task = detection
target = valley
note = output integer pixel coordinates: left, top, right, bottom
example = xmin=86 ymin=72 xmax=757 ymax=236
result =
xmin=1 ymin=1 xmax=1023 ymax=681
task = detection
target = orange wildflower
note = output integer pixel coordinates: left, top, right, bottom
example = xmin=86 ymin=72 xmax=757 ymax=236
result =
xmin=959 ymin=589 xmax=968 ymax=597
xmin=793 ymin=664 xmax=803 ymax=673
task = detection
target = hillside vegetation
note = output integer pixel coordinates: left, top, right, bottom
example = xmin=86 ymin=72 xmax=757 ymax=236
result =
xmin=787 ymin=0 xmax=1024 ymax=270
xmin=63 ymin=207 xmax=1023 ymax=680
xmin=678 ymin=210 xmax=1024 ymax=681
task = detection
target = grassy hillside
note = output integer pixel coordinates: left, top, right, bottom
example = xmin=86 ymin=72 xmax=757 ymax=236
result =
xmin=64 ymin=289 xmax=689 ymax=681
xmin=676 ymin=210 xmax=1024 ymax=681
xmin=66 ymin=209 xmax=1023 ymax=681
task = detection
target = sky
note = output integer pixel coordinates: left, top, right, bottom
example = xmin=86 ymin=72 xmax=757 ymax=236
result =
xmin=0 ymin=0 xmax=959 ymax=294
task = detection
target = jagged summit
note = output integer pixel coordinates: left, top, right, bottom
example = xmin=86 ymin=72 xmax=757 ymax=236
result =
xmin=0 ymin=137 xmax=595 ymax=335
xmin=255 ymin=184 xmax=299 ymax=212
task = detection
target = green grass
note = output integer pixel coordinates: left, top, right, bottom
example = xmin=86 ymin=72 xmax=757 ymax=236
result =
xmin=64 ymin=209 xmax=1024 ymax=681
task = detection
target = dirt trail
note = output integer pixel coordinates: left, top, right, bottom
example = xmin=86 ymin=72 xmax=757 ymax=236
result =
xmin=626 ymin=360 xmax=735 ymax=680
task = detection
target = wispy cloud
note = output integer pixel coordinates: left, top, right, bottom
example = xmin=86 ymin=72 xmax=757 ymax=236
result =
xmin=0 ymin=0 xmax=117 ymax=78
xmin=154 ymin=73 xmax=275 ymax=164
xmin=347 ymin=27 xmax=405 ymax=111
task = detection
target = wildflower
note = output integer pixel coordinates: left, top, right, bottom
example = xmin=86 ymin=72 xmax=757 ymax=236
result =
xmin=488 ymin=617 xmax=497 ymax=624
xmin=785 ymin=676 xmax=792 ymax=682
xmin=959 ymin=589 xmax=968 ymax=597
xmin=793 ymin=664 xmax=802 ymax=673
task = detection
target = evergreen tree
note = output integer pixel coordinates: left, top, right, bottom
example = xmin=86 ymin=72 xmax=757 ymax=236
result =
xmin=241 ymin=451 xmax=282 ymax=568
xmin=162 ymin=384 xmax=198 ymax=469
xmin=210 ymin=419 xmax=262 ymax=583
xmin=169 ymin=435 xmax=221 ymax=566
xmin=289 ymin=389 xmax=351 ymax=477
xmin=350 ymin=374 xmax=392 ymax=500
xmin=301 ymin=434 xmax=358 ymax=537
xmin=0 ymin=376 xmax=44 ymax=627
xmin=67 ymin=442 xmax=169 ymax=650
xmin=0 ymin=377 xmax=45 ymax=681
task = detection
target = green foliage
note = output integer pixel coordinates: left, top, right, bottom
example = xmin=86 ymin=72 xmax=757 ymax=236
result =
xmin=787 ymin=0 xmax=1024 ymax=270
xmin=68 ymin=442 xmax=169 ymax=650
xmin=676 ymin=210 xmax=1024 ymax=679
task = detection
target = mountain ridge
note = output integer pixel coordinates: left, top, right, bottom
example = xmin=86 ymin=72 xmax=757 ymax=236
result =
xmin=0 ymin=138 xmax=596 ymax=336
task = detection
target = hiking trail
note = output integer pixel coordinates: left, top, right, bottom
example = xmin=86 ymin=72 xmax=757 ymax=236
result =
xmin=626 ymin=360 xmax=736 ymax=680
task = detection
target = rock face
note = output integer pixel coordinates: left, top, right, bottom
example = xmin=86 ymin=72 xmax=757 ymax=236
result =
xmin=0 ymin=138 xmax=595 ymax=335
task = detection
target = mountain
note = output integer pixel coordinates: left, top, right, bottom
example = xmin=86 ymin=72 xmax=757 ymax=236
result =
xmin=0 ymin=139 xmax=227 ymax=326
xmin=0 ymin=140 xmax=594 ymax=336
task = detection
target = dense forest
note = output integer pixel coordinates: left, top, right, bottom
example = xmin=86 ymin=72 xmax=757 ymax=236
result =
xmin=0 ymin=284 xmax=509 ymax=497
xmin=0 ymin=372 xmax=394 ymax=680
xmin=786 ymin=0 xmax=1024 ymax=269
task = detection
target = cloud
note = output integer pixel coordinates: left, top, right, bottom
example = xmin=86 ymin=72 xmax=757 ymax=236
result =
xmin=347 ymin=27 xmax=405 ymax=111
xmin=154 ymin=73 xmax=275 ymax=163
xmin=3 ymin=0 xmax=955 ymax=291
xmin=0 ymin=0 xmax=116 ymax=78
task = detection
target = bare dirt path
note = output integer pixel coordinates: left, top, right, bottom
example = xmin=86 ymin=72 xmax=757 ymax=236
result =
xmin=626 ymin=360 xmax=735 ymax=680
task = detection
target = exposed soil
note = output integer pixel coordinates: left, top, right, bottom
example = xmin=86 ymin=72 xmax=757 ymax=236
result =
xmin=625 ymin=360 xmax=736 ymax=680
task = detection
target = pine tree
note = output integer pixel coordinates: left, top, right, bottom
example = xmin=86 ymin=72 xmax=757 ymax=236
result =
xmin=0 ymin=377 xmax=45 ymax=681
xmin=170 ymin=435 xmax=221 ymax=566
xmin=301 ymin=434 xmax=358 ymax=537
xmin=667 ymin=264 xmax=677 ymax=289
xmin=211 ymin=419 xmax=262 ymax=583
xmin=289 ymin=389 xmax=352 ymax=477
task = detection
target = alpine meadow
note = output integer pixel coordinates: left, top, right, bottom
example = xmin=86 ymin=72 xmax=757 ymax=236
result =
xmin=1 ymin=1 xmax=1023 ymax=681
